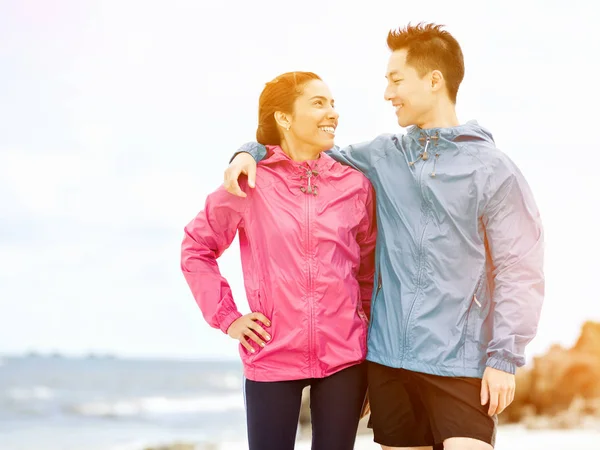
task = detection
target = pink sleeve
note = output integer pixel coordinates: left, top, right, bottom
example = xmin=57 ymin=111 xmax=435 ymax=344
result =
xmin=356 ymin=183 xmax=377 ymax=320
xmin=181 ymin=185 xmax=247 ymax=334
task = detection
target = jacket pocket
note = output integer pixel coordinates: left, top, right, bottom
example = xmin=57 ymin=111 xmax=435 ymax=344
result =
xmin=357 ymin=307 xmax=369 ymax=324
xmin=240 ymin=290 xmax=271 ymax=361
xmin=357 ymin=306 xmax=369 ymax=353
xmin=464 ymin=270 xmax=488 ymax=364
xmin=368 ymin=271 xmax=382 ymax=334
xmin=468 ymin=265 xmax=487 ymax=310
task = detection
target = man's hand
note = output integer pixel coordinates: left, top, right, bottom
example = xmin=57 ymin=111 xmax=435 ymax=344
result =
xmin=480 ymin=366 xmax=516 ymax=416
xmin=226 ymin=312 xmax=271 ymax=353
xmin=223 ymin=152 xmax=257 ymax=197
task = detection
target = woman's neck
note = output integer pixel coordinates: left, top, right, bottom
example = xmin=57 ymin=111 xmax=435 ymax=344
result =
xmin=280 ymin=139 xmax=321 ymax=162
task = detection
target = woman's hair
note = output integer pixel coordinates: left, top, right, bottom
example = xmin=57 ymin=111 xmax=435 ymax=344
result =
xmin=256 ymin=71 xmax=322 ymax=145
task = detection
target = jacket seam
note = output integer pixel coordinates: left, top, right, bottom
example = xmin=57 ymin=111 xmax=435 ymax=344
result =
xmin=367 ymin=350 xmax=484 ymax=372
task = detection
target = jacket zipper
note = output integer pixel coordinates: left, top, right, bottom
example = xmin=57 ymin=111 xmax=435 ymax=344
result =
xmin=402 ymin=136 xmax=432 ymax=357
xmin=305 ymin=167 xmax=315 ymax=377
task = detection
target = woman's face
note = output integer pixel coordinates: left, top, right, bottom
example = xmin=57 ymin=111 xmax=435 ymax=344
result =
xmin=282 ymin=79 xmax=339 ymax=152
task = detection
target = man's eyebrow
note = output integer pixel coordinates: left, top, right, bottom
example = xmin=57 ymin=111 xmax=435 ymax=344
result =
xmin=385 ymin=71 xmax=399 ymax=79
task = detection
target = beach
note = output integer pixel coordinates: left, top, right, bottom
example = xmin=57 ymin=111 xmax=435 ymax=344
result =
xmin=1 ymin=355 xmax=599 ymax=450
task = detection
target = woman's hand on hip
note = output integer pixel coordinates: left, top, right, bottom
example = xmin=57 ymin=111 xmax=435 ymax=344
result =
xmin=227 ymin=312 xmax=271 ymax=353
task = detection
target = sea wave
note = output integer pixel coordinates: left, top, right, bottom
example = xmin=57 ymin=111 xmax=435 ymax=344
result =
xmin=207 ymin=373 xmax=242 ymax=390
xmin=70 ymin=393 xmax=244 ymax=417
xmin=6 ymin=385 xmax=56 ymax=401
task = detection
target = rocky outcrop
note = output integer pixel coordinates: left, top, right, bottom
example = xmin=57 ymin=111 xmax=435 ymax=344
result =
xmin=502 ymin=321 xmax=600 ymax=428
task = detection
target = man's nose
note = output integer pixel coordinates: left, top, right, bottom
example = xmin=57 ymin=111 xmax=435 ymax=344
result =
xmin=384 ymin=86 xmax=394 ymax=101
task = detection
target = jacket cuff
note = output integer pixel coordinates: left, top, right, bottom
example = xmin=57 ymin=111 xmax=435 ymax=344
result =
xmin=229 ymin=144 xmax=266 ymax=164
xmin=229 ymin=151 xmax=250 ymax=164
xmin=486 ymin=355 xmax=517 ymax=374
xmin=218 ymin=309 xmax=243 ymax=334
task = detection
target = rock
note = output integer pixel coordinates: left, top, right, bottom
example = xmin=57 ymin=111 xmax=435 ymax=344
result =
xmin=503 ymin=321 xmax=600 ymax=427
xmin=573 ymin=321 xmax=600 ymax=354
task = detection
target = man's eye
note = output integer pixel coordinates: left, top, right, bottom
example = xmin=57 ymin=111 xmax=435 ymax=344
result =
xmin=314 ymin=100 xmax=323 ymax=106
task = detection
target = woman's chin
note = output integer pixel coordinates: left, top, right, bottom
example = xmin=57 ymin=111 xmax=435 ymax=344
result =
xmin=319 ymin=137 xmax=335 ymax=150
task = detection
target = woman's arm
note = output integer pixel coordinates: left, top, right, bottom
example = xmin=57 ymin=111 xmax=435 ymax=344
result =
xmin=181 ymin=185 xmax=247 ymax=334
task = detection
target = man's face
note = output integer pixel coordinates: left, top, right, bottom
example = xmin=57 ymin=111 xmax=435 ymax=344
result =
xmin=384 ymin=49 xmax=435 ymax=128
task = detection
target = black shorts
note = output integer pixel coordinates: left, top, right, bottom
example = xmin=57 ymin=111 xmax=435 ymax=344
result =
xmin=367 ymin=361 xmax=497 ymax=448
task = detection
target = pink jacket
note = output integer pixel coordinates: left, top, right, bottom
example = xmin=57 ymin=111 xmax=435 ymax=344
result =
xmin=181 ymin=145 xmax=377 ymax=381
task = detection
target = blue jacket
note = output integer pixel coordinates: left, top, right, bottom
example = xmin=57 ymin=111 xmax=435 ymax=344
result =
xmin=237 ymin=121 xmax=544 ymax=377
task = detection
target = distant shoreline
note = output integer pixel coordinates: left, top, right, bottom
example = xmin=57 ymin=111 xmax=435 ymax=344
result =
xmin=0 ymin=353 xmax=243 ymax=364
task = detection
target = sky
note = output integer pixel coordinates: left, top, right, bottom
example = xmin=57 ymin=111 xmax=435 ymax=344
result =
xmin=0 ymin=0 xmax=598 ymax=361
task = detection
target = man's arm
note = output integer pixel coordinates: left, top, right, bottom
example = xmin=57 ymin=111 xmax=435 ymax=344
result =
xmin=479 ymin=160 xmax=544 ymax=416
xmin=224 ymin=136 xmax=392 ymax=196
xmin=230 ymin=142 xmax=268 ymax=164
xmin=325 ymin=136 xmax=392 ymax=176
xmin=483 ymin=165 xmax=545 ymax=374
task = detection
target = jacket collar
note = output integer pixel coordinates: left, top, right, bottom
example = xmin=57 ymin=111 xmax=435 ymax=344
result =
xmin=406 ymin=120 xmax=495 ymax=146
xmin=260 ymin=145 xmax=337 ymax=173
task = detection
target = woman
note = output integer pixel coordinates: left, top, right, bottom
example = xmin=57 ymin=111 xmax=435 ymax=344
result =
xmin=181 ymin=71 xmax=376 ymax=450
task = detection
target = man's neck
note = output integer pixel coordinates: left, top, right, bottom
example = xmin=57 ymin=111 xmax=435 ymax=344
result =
xmin=280 ymin=140 xmax=321 ymax=162
xmin=418 ymin=99 xmax=460 ymax=129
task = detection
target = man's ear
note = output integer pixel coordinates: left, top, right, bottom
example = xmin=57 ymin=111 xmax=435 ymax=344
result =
xmin=431 ymin=70 xmax=444 ymax=92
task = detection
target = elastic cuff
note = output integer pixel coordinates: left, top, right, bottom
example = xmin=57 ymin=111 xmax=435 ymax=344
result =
xmin=486 ymin=355 xmax=516 ymax=374
xmin=219 ymin=310 xmax=243 ymax=334
xmin=229 ymin=151 xmax=252 ymax=164
xmin=229 ymin=143 xmax=266 ymax=164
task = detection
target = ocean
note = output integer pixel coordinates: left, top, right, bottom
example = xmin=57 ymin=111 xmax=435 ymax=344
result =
xmin=0 ymin=355 xmax=247 ymax=450
xmin=1 ymin=355 xmax=599 ymax=450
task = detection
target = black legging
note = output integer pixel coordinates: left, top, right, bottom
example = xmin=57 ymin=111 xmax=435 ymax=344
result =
xmin=244 ymin=363 xmax=367 ymax=450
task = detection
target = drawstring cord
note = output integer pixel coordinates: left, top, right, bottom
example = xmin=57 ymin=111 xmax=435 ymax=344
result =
xmin=409 ymin=138 xmax=430 ymax=166
xmin=430 ymin=153 xmax=440 ymax=178
xmin=410 ymin=132 xmax=440 ymax=177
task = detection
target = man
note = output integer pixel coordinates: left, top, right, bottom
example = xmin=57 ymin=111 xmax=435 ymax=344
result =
xmin=223 ymin=23 xmax=544 ymax=450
